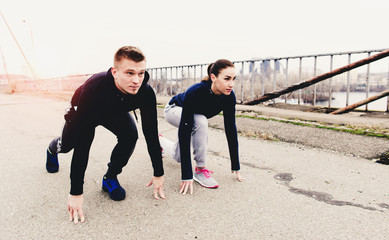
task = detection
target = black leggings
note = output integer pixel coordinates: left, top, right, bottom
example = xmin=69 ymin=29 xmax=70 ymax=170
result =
xmin=48 ymin=112 xmax=138 ymax=178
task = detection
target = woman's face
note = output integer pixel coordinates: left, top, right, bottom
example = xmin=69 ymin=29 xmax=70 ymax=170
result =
xmin=210 ymin=67 xmax=236 ymax=95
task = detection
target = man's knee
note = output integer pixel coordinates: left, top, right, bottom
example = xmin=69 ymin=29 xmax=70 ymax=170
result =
xmin=118 ymin=128 xmax=138 ymax=145
xmin=49 ymin=137 xmax=73 ymax=154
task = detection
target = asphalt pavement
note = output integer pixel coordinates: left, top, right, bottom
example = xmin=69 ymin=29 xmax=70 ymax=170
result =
xmin=1 ymin=92 xmax=389 ymax=240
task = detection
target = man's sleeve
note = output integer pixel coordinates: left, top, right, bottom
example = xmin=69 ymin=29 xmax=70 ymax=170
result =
xmin=69 ymin=86 xmax=99 ymax=195
xmin=140 ymin=86 xmax=164 ymax=177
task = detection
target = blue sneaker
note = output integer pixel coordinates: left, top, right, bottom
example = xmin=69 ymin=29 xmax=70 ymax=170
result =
xmin=102 ymin=176 xmax=126 ymax=201
xmin=46 ymin=149 xmax=59 ymax=173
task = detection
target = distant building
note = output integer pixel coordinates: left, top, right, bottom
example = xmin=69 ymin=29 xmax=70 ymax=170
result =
xmin=357 ymin=72 xmax=388 ymax=86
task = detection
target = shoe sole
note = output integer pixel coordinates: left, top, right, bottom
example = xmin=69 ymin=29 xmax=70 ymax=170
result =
xmin=46 ymin=163 xmax=59 ymax=173
xmin=46 ymin=168 xmax=59 ymax=173
xmin=102 ymin=183 xmax=126 ymax=201
xmin=193 ymin=176 xmax=219 ymax=188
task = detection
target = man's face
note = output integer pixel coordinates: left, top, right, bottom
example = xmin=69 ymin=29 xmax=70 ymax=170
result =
xmin=111 ymin=58 xmax=146 ymax=95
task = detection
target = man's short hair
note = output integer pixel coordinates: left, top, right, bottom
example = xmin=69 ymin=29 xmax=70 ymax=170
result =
xmin=114 ymin=46 xmax=145 ymax=67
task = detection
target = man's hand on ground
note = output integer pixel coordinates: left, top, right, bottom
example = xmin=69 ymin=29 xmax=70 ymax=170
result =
xmin=179 ymin=180 xmax=194 ymax=195
xmin=67 ymin=194 xmax=85 ymax=224
xmin=147 ymin=176 xmax=166 ymax=200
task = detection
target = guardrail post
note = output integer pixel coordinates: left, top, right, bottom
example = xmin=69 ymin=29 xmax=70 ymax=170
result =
xmin=194 ymin=66 xmax=196 ymax=83
xmin=250 ymin=61 xmax=254 ymax=101
xmin=313 ymin=56 xmax=317 ymax=106
xmin=284 ymin=59 xmax=289 ymax=103
xmin=346 ymin=54 xmax=351 ymax=106
xmin=273 ymin=60 xmax=277 ymax=103
xmin=149 ymin=68 xmax=153 ymax=86
xmin=181 ymin=67 xmax=184 ymax=93
xmin=298 ymin=57 xmax=302 ymax=105
xmin=165 ymin=68 xmax=168 ymax=95
xmin=365 ymin=52 xmax=371 ymax=111
xmin=160 ymin=68 xmax=163 ymax=95
xmin=387 ymin=59 xmax=389 ymax=112
xmin=328 ymin=55 xmax=333 ymax=108
xmin=176 ymin=67 xmax=178 ymax=95
xmin=261 ymin=60 xmax=265 ymax=96
xmin=186 ymin=66 xmax=191 ymax=86
xmin=200 ymin=65 xmax=203 ymax=81
xmin=170 ymin=67 xmax=173 ymax=96
xmin=241 ymin=62 xmax=244 ymax=103
xmin=154 ymin=68 xmax=157 ymax=91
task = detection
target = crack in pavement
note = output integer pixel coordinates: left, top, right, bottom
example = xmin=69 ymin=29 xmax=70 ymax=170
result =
xmin=240 ymin=162 xmax=275 ymax=172
xmin=208 ymin=143 xmax=388 ymax=212
xmin=378 ymin=203 xmax=389 ymax=209
xmin=274 ymin=173 xmax=383 ymax=212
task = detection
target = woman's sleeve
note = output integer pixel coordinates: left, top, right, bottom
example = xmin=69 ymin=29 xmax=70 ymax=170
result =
xmin=223 ymin=94 xmax=240 ymax=171
xmin=178 ymin=95 xmax=196 ymax=180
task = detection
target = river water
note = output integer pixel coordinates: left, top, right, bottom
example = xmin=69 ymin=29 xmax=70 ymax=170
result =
xmin=314 ymin=92 xmax=388 ymax=111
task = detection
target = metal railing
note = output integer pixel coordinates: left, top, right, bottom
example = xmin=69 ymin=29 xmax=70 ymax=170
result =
xmin=147 ymin=48 xmax=389 ymax=111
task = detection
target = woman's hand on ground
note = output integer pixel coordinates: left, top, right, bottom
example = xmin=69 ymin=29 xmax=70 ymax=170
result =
xmin=232 ymin=171 xmax=244 ymax=182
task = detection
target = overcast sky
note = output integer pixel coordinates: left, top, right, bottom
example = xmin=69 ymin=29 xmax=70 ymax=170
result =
xmin=0 ymin=0 xmax=388 ymax=78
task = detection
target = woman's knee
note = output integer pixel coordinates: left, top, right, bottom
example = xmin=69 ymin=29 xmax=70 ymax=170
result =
xmin=193 ymin=114 xmax=208 ymax=132
xmin=164 ymin=104 xmax=182 ymax=127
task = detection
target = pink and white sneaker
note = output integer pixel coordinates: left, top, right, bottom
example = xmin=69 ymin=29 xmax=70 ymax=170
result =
xmin=193 ymin=167 xmax=219 ymax=188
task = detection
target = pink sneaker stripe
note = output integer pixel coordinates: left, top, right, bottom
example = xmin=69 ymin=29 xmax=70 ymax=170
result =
xmin=195 ymin=167 xmax=214 ymax=178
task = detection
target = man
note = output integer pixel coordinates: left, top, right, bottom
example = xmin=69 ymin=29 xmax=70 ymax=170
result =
xmin=46 ymin=46 xmax=165 ymax=224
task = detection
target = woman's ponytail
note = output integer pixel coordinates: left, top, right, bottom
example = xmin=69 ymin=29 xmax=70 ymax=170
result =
xmin=201 ymin=76 xmax=210 ymax=82
xmin=201 ymin=63 xmax=215 ymax=82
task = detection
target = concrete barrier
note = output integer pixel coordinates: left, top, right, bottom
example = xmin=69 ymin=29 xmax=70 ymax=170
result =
xmin=0 ymin=74 xmax=92 ymax=92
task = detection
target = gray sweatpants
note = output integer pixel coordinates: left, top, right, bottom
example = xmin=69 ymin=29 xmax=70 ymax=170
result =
xmin=159 ymin=103 xmax=208 ymax=168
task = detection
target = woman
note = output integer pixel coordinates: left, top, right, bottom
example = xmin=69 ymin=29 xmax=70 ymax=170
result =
xmin=159 ymin=59 xmax=243 ymax=195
